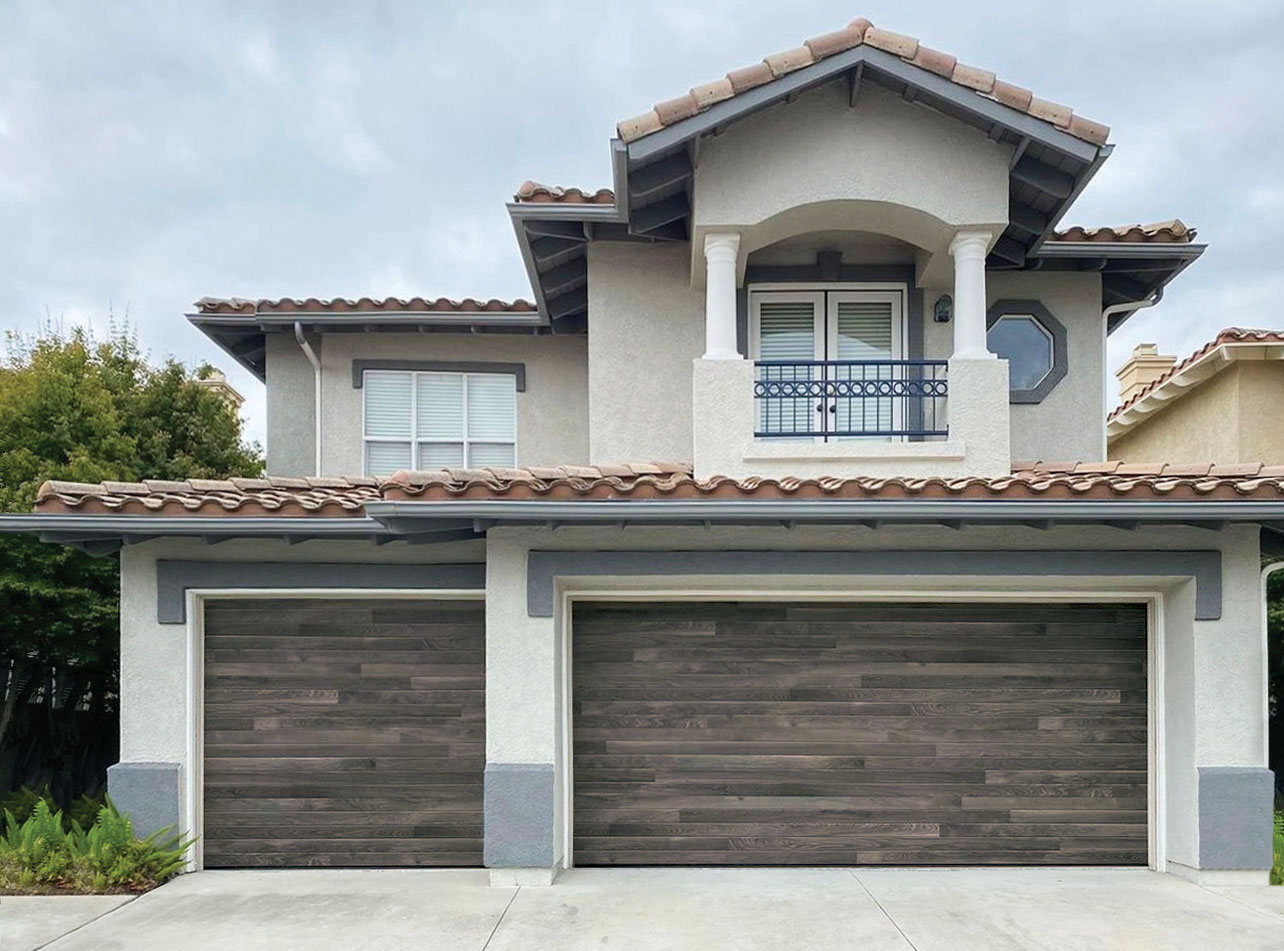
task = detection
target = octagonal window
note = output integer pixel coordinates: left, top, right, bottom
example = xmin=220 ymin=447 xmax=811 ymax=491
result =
xmin=987 ymin=315 xmax=1054 ymax=390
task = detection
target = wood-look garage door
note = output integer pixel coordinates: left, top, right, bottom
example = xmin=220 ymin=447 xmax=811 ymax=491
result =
xmin=572 ymin=601 xmax=1148 ymax=866
xmin=202 ymin=598 xmax=484 ymax=868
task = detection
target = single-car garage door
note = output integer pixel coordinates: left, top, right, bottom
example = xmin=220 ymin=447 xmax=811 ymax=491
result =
xmin=202 ymin=598 xmax=484 ymax=867
xmin=572 ymin=601 xmax=1147 ymax=866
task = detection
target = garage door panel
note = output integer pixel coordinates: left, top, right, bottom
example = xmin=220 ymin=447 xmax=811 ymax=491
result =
xmin=572 ymin=600 xmax=1147 ymax=867
xmin=203 ymin=598 xmax=484 ymax=868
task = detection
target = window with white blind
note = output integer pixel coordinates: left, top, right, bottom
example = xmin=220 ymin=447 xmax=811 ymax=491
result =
xmin=362 ymin=369 xmax=517 ymax=476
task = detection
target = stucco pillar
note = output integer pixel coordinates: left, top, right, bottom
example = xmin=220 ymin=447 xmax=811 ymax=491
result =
xmin=483 ymin=529 xmax=561 ymax=885
xmin=949 ymin=230 xmax=994 ymax=360
xmin=703 ymin=232 xmax=741 ymax=360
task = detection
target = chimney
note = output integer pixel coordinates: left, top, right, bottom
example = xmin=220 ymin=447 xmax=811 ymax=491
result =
xmin=1116 ymin=343 xmax=1177 ymax=403
xmin=194 ymin=367 xmax=246 ymax=410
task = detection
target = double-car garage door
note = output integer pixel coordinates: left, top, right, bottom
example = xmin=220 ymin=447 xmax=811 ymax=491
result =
xmin=572 ymin=601 xmax=1148 ymax=866
xmin=201 ymin=597 xmax=1147 ymax=868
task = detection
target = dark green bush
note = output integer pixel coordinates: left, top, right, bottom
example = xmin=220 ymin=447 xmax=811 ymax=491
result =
xmin=0 ymin=798 xmax=190 ymax=893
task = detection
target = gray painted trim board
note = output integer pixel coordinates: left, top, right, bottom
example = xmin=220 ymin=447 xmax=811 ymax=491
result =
xmin=352 ymin=359 xmax=527 ymax=391
xmin=1197 ymin=767 xmax=1276 ymax=870
xmin=524 ymin=549 xmax=1223 ymax=619
xmin=484 ymin=764 xmax=556 ymax=868
xmin=155 ymin=560 xmax=485 ymax=623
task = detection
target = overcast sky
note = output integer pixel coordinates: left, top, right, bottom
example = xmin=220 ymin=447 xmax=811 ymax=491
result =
xmin=2 ymin=1 xmax=1281 ymax=449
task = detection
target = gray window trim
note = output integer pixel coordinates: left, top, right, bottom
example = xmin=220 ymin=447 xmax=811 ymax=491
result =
xmin=986 ymin=299 xmax=1067 ymax=403
xmin=352 ymin=360 xmax=526 ymax=391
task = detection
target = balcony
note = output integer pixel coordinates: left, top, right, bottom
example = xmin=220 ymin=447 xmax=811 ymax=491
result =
xmin=754 ymin=360 xmax=948 ymax=440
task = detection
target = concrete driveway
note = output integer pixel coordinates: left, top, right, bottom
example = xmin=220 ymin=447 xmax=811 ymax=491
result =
xmin=3 ymin=867 xmax=1282 ymax=951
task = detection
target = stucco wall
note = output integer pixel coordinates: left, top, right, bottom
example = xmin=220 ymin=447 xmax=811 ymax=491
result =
xmin=477 ymin=520 xmax=1264 ymax=873
xmin=264 ymin=333 xmax=318 ymax=477
xmin=117 ymin=536 xmax=485 ymax=767
xmin=692 ymin=81 xmax=1010 ymax=272
xmin=925 ymin=270 xmax=1105 ymax=462
xmin=115 ymin=521 xmax=1266 ymax=876
xmin=1110 ymin=361 xmax=1284 ymax=465
xmin=263 ymin=332 xmax=589 ymax=477
xmin=586 ymin=242 xmax=704 ymax=463
xmin=1109 ymin=364 xmax=1241 ymax=464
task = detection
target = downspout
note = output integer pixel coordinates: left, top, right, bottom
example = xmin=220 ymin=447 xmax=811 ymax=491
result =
xmin=1101 ymin=287 xmax=1165 ymax=460
xmin=293 ymin=321 xmax=322 ymax=476
xmin=1261 ymin=560 xmax=1282 ymax=768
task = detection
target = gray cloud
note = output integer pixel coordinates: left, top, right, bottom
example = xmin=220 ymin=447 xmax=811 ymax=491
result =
xmin=2 ymin=0 xmax=1280 ymax=447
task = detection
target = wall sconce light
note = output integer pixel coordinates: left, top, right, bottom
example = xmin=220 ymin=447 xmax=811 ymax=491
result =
xmin=934 ymin=294 xmax=953 ymax=323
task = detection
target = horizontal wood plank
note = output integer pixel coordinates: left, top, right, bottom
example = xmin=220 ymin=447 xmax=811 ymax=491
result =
xmin=572 ymin=600 xmax=1147 ymax=867
xmin=203 ymin=598 xmax=484 ymax=869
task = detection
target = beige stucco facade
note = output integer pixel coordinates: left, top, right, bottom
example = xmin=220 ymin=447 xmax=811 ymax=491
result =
xmin=1109 ymin=360 xmax=1284 ymax=464
xmin=265 ymin=331 xmax=589 ymax=477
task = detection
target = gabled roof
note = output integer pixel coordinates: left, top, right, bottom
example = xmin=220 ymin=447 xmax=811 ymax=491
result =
xmin=616 ymin=18 xmax=1108 ymax=148
xmin=506 ymin=15 xmax=1202 ymax=333
xmin=1108 ymin=328 xmax=1284 ymax=436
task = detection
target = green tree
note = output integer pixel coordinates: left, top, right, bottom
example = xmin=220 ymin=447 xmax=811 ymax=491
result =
xmin=0 ymin=325 xmax=262 ymax=801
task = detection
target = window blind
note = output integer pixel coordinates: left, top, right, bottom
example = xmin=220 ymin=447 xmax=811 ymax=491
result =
xmin=363 ymin=370 xmax=517 ymax=476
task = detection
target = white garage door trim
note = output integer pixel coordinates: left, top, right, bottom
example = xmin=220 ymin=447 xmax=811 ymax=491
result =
xmin=557 ymin=587 xmax=1166 ymax=874
xmin=182 ymin=587 xmax=484 ymax=872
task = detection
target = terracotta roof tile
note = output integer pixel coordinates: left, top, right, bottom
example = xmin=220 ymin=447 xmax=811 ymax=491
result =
xmin=1052 ymin=220 xmax=1196 ymax=244
xmin=511 ymin=181 xmax=617 ymax=205
xmin=31 ymin=461 xmax=1284 ymax=518
xmin=1109 ymin=327 xmax=1284 ymax=420
xmin=617 ymin=16 xmax=1110 ymax=147
xmin=194 ymin=296 xmax=537 ymax=316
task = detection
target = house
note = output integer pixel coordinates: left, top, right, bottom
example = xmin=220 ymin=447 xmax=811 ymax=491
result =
xmin=1109 ymin=330 xmax=1284 ymax=464
xmin=2 ymin=16 xmax=1278 ymax=887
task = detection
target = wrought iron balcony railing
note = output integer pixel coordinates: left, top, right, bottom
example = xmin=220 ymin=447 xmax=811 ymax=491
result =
xmin=753 ymin=359 xmax=949 ymax=439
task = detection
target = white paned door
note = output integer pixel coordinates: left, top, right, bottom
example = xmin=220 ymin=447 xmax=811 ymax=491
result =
xmin=751 ymin=288 xmax=904 ymax=439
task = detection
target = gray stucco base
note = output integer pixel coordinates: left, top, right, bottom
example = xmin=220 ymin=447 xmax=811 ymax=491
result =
xmin=106 ymin=762 xmax=181 ymax=838
xmin=483 ymin=763 xmax=555 ymax=868
xmin=1198 ymin=767 xmax=1276 ymax=870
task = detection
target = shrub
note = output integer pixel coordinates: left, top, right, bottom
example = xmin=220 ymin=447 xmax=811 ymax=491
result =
xmin=0 ymin=797 xmax=190 ymax=894
xmin=1 ymin=785 xmax=102 ymax=834
xmin=1272 ymin=811 xmax=1283 ymax=887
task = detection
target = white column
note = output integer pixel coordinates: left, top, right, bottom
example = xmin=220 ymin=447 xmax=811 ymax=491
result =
xmin=948 ymin=230 xmax=994 ymax=359
xmin=703 ymin=232 xmax=742 ymax=360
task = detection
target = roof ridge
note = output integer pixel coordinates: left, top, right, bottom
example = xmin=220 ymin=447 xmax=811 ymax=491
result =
xmin=616 ymin=16 xmax=1109 ymax=147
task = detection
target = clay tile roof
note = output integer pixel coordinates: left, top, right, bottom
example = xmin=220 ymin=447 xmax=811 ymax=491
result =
xmin=512 ymin=181 xmax=617 ymax=205
xmin=193 ymin=296 xmax=537 ymax=316
xmin=1109 ymin=327 xmax=1284 ymax=421
xmin=32 ymin=461 xmax=1284 ymax=517
xmin=1051 ymin=220 xmax=1196 ymax=244
xmin=615 ymin=16 xmax=1110 ymax=147
xmin=34 ymin=476 xmax=384 ymax=517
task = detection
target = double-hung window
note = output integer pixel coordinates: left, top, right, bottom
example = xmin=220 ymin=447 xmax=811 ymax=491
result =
xmin=362 ymin=369 xmax=517 ymax=476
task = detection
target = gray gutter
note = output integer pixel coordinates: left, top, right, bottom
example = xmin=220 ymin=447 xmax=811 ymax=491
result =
xmin=1035 ymin=242 xmax=1207 ymax=260
xmin=0 ymin=514 xmax=395 ymax=538
xmin=364 ymin=499 xmax=1284 ymax=524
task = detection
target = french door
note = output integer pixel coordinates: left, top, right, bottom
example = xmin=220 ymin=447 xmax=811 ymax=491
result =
xmin=751 ymin=288 xmax=905 ymax=439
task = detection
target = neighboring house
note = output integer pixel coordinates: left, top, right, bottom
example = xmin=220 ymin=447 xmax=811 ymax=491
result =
xmin=1109 ymin=329 xmax=1284 ymax=464
xmin=3 ymin=17 xmax=1279 ymax=886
